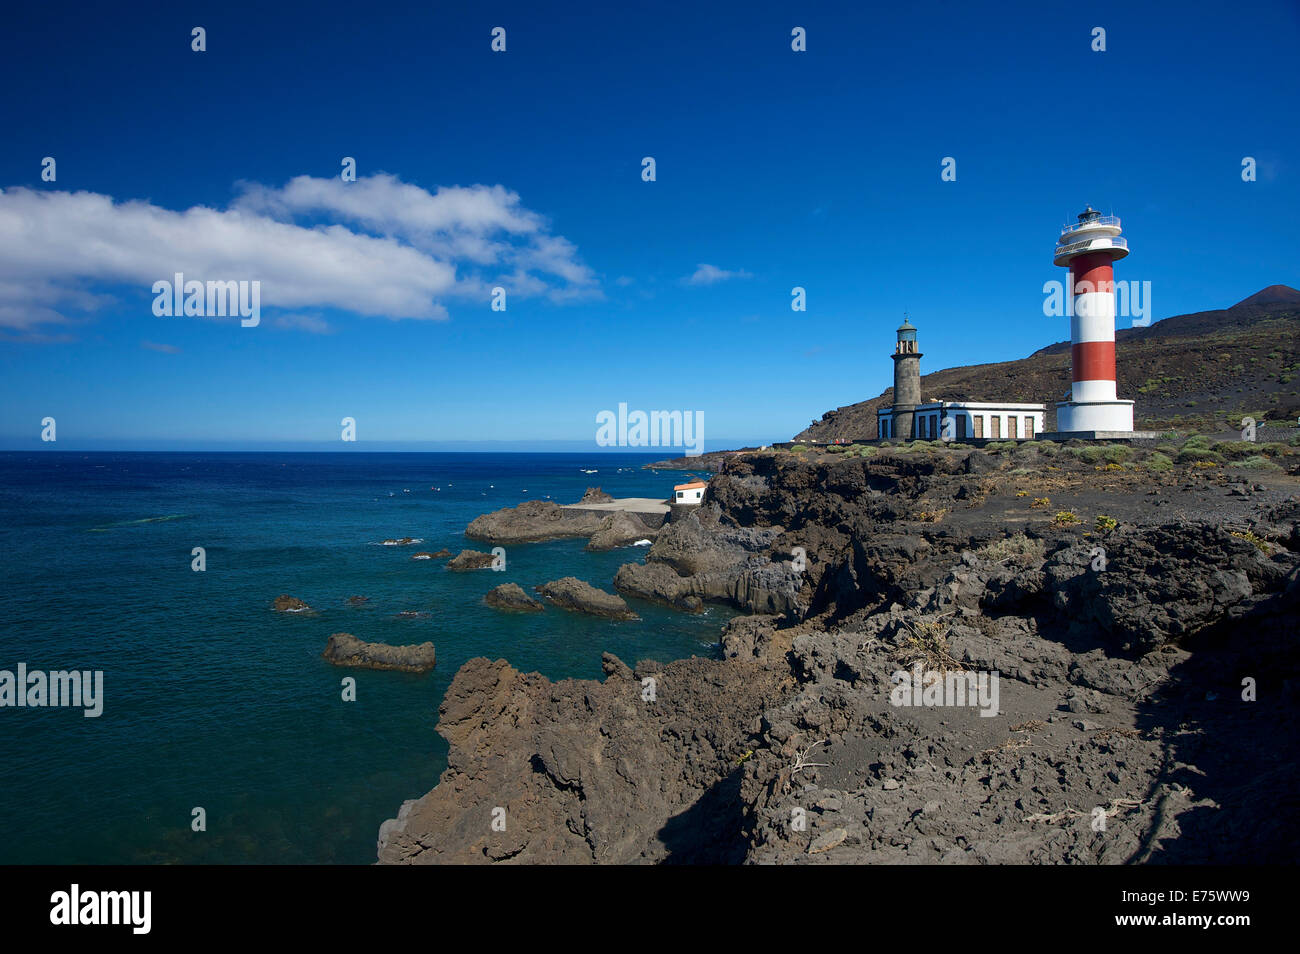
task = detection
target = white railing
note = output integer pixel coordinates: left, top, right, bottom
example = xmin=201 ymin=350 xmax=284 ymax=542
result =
xmin=1060 ymin=214 xmax=1121 ymax=235
xmin=1055 ymin=235 xmax=1127 ymax=256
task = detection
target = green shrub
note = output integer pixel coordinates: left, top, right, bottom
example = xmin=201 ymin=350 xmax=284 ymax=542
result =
xmin=791 ymin=444 xmax=808 ymax=454
xmin=1211 ymin=441 xmax=1259 ymax=461
xmin=977 ymin=532 xmax=1045 ymax=564
xmin=1232 ymin=455 xmax=1282 ymax=471
xmin=1070 ymin=446 xmax=1109 ymax=464
xmin=1145 ymin=452 xmax=1174 ymax=472
xmin=1183 ymin=435 xmax=1212 ymax=450
xmin=1177 ymin=448 xmax=1224 ymax=464
xmin=1231 ymin=529 xmax=1273 ymax=553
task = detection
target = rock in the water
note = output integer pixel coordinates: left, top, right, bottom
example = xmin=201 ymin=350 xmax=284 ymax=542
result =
xmin=611 ymin=510 xmax=802 ymax=616
xmin=322 ymin=633 xmax=436 ymax=672
xmin=272 ymin=594 xmax=311 ymax=613
xmin=580 ymin=486 xmax=615 ymax=503
xmin=535 ymin=577 xmax=638 ymax=620
xmin=446 ymin=549 xmax=497 ymax=571
xmin=484 ymin=583 xmax=545 ymax=613
xmin=586 ymin=511 xmax=660 ymax=551
xmin=380 ymin=537 xmax=421 ymax=546
xmin=466 ymin=500 xmax=608 ymax=544
xmin=613 ymin=561 xmax=704 ymax=613
xmin=346 ymin=595 xmax=370 ymax=605
xmin=431 ymin=548 xmax=453 ymax=559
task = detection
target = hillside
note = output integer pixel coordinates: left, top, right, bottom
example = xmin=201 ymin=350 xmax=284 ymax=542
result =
xmin=795 ymin=286 xmax=1300 ymax=440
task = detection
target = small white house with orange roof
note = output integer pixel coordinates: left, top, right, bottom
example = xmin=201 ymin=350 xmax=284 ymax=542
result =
xmin=673 ymin=479 xmax=707 ymax=505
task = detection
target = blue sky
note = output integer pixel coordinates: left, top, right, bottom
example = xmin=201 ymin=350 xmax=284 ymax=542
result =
xmin=1 ymin=0 xmax=1297 ymax=450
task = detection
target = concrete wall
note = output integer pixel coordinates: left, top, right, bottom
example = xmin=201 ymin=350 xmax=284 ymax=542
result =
xmin=668 ymin=503 xmax=699 ymax=524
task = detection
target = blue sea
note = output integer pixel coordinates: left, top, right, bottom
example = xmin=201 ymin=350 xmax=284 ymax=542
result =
xmin=0 ymin=452 xmax=730 ymax=864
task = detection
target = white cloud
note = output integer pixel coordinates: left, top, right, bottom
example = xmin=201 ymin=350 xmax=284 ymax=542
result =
xmin=0 ymin=175 xmax=599 ymax=331
xmin=272 ymin=312 xmax=334 ymax=335
xmin=684 ymin=263 xmax=752 ymax=286
xmin=141 ymin=340 xmax=181 ymax=354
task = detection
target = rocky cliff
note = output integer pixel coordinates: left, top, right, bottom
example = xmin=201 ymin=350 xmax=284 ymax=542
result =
xmin=378 ymin=438 xmax=1300 ymax=864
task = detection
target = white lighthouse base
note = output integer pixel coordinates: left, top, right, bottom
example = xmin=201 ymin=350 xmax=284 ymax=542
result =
xmin=1055 ymin=400 xmax=1134 ymax=433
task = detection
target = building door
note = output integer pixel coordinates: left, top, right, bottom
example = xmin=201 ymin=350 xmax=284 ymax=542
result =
xmin=956 ymin=415 xmax=967 ymax=439
xmin=973 ymin=415 xmax=983 ymax=438
xmin=1024 ymin=417 xmax=1034 ymax=438
xmin=1008 ymin=416 xmax=1018 ymax=439
xmin=991 ymin=416 xmax=1001 ymax=439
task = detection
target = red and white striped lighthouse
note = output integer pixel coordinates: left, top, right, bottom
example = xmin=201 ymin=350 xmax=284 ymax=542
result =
xmin=1052 ymin=207 xmax=1135 ymax=433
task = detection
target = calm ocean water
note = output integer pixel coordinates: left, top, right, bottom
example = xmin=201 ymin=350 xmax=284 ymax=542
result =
xmin=0 ymin=451 xmax=730 ymax=864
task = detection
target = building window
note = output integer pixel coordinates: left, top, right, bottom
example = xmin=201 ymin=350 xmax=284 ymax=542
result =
xmin=973 ymin=415 xmax=983 ymax=438
xmin=1008 ymin=416 xmax=1018 ymax=439
xmin=1024 ymin=416 xmax=1034 ymax=438
xmin=956 ymin=415 xmax=967 ymax=439
xmin=990 ymin=416 xmax=1001 ymax=439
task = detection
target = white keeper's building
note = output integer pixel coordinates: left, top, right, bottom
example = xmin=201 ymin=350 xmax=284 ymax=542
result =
xmin=673 ymin=480 xmax=706 ymax=504
xmin=878 ymin=401 xmax=1046 ymax=441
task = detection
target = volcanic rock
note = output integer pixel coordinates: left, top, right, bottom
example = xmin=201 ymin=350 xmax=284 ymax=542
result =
xmin=446 ymin=549 xmax=497 ymax=571
xmin=322 ymin=633 xmax=436 ymax=672
xmin=484 ymin=583 xmax=545 ymax=613
xmin=466 ymin=500 xmax=608 ymax=544
xmin=586 ymin=511 xmax=660 ymax=551
xmin=272 ymin=594 xmax=310 ymax=613
xmin=535 ymin=578 xmax=638 ymax=620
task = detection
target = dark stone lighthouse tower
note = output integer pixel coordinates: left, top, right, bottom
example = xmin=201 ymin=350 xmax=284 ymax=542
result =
xmin=891 ymin=317 xmax=922 ymax=440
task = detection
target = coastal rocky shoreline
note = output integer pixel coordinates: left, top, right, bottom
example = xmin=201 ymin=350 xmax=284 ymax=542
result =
xmin=377 ymin=440 xmax=1300 ymax=864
